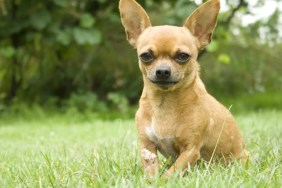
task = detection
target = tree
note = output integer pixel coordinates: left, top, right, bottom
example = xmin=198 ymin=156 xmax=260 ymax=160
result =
xmin=0 ymin=0 xmax=281 ymax=107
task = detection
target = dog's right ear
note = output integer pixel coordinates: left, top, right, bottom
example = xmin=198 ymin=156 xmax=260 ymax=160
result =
xmin=119 ymin=0 xmax=151 ymax=47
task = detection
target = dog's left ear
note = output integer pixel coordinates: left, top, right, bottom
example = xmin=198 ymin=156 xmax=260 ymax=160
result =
xmin=184 ymin=0 xmax=220 ymax=49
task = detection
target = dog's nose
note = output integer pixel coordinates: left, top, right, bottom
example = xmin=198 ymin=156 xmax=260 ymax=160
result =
xmin=155 ymin=66 xmax=171 ymax=79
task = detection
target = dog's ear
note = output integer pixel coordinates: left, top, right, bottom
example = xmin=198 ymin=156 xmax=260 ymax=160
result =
xmin=119 ymin=0 xmax=151 ymax=47
xmin=184 ymin=0 xmax=220 ymax=49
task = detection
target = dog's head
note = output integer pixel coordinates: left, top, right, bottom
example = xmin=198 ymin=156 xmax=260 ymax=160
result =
xmin=119 ymin=0 xmax=220 ymax=91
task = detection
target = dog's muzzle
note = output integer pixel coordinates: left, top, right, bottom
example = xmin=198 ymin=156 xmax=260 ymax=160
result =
xmin=149 ymin=66 xmax=178 ymax=88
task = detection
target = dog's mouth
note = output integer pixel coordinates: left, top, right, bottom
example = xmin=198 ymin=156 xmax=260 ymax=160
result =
xmin=150 ymin=80 xmax=178 ymax=88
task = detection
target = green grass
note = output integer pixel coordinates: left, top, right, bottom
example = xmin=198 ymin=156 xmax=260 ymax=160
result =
xmin=0 ymin=110 xmax=281 ymax=187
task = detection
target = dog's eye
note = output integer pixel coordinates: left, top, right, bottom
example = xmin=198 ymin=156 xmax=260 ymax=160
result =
xmin=174 ymin=52 xmax=190 ymax=63
xmin=140 ymin=52 xmax=154 ymax=63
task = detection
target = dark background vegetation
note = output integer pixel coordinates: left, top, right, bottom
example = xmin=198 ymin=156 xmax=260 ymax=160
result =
xmin=0 ymin=0 xmax=281 ymax=118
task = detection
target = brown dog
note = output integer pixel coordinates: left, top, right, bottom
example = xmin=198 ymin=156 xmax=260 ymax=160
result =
xmin=119 ymin=0 xmax=249 ymax=178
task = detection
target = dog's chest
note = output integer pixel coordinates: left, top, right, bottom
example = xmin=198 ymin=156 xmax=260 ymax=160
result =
xmin=145 ymin=119 xmax=178 ymax=159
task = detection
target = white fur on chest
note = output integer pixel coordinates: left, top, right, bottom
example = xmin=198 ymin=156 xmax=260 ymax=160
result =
xmin=145 ymin=120 xmax=178 ymax=159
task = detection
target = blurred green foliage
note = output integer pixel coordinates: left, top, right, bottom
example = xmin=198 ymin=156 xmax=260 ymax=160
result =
xmin=0 ymin=0 xmax=281 ymax=113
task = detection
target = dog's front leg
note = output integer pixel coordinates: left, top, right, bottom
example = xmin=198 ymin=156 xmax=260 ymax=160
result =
xmin=164 ymin=146 xmax=200 ymax=178
xmin=140 ymin=141 xmax=159 ymax=178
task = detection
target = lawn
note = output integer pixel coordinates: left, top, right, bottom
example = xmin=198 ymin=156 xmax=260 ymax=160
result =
xmin=0 ymin=110 xmax=281 ymax=187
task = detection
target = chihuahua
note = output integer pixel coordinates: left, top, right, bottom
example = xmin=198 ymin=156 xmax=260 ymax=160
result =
xmin=119 ymin=0 xmax=249 ymax=178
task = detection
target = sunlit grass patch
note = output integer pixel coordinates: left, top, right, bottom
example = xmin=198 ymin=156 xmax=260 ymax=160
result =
xmin=0 ymin=110 xmax=281 ymax=187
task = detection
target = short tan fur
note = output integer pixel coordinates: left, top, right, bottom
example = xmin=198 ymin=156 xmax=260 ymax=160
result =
xmin=119 ymin=0 xmax=249 ymax=178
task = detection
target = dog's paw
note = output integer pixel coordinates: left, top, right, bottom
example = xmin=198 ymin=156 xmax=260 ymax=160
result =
xmin=141 ymin=148 xmax=158 ymax=178
xmin=141 ymin=148 xmax=157 ymax=165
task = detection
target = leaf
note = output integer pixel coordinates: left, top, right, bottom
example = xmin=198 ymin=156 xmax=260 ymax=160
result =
xmin=29 ymin=10 xmax=51 ymax=30
xmin=80 ymin=13 xmax=95 ymax=28
xmin=53 ymin=0 xmax=67 ymax=7
xmin=56 ymin=29 xmax=72 ymax=46
xmin=73 ymin=28 xmax=101 ymax=45
xmin=0 ymin=46 xmax=16 ymax=58
xmin=207 ymin=41 xmax=219 ymax=52
xmin=218 ymin=53 xmax=231 ymax=64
